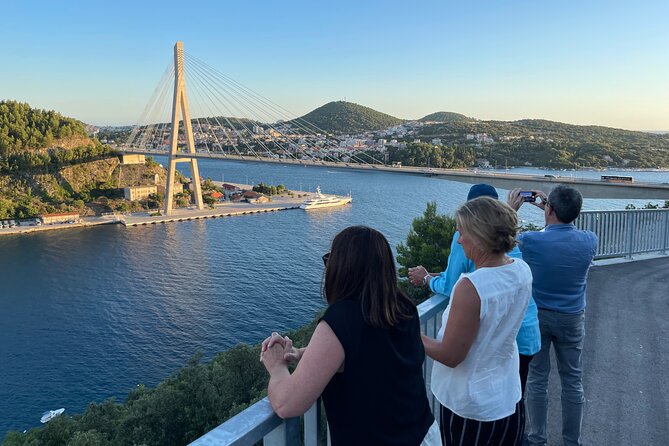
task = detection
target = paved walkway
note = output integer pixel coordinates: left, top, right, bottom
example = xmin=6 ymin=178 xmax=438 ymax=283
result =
xmin=542 ymin=256 xmax=669 ymax=445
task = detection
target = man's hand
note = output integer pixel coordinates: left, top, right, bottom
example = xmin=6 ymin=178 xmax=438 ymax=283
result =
xmin=507 ymin=188 xmax=525 ymax=211
xmin=408 ymin=266 xmax=430 ymax=287
xmin=530 ymin=190 xmax=549 ymax=210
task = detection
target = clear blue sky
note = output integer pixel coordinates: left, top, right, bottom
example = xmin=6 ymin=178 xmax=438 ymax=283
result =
xmin=1 ymin=0 xmax=667 ymax=130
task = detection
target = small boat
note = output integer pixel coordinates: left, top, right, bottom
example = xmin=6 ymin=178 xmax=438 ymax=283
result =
xmin=300 ymin=186 xmax=352 ymax=210
xmin=40 ymin=408 xmax=65 ymax=423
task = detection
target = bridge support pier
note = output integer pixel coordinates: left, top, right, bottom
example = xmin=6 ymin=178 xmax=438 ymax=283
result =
xmin=165 ymin=41 xmax=204 ymax=215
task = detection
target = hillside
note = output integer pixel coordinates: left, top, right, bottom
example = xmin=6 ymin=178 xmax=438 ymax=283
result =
xmin=419 ymin=111 xmax=472 ymax=123
xmin=416 ymin=118 xmax=669 ymax=169
xmin=0 ymin=155 xmax=173 ymax=219
xmin=294 ymin=101 xmax=403 ymax=133
xmin=0 ymin=101 xmax=176 ymax=219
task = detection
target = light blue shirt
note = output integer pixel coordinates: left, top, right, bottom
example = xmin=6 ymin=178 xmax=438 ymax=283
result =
xmin=517 ymin=224 xmax=598 ymax=313
xmin=429 ymin=231 xmax=541 ymax=355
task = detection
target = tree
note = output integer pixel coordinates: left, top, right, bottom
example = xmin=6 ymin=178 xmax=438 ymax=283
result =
xmin=396 ymin=202 xmax=457 ymax=303
xmin=114 ymin=201 xmax=131 ymax=212
xmin=202 ymin=194 xmax=216 ymax=206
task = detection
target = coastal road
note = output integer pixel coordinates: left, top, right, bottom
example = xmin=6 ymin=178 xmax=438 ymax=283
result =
xmin=543 ymin=256 xmax=669 ymax=445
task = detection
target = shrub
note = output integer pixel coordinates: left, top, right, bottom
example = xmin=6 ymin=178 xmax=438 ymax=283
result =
xmin=396 ymin=202 xmax=457 ymax=303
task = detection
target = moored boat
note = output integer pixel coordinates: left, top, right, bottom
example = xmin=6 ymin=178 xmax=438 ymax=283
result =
xmin=299 ymin=186 xmax=352 ymax=210
xmin=40 ymin=408 xmax=65 ymax=423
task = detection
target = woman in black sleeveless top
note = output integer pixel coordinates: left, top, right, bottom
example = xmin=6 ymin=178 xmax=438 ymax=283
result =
xmin=261 ymin=225 xmax=439 ymax=445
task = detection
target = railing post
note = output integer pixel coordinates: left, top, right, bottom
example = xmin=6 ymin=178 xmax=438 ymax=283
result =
xmin=264 ymin=417 xmax=301 ymax=446
xmin=625 ymin=211 xmax=636 ymax=259
xmin=304 ymin=400 xmax=325 ymax=446
xmin=662 ymin=210 xmax=669 ymax=256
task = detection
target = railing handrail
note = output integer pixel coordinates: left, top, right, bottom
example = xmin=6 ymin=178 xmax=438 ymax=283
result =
xmin=575 ymin=208 xmax=669 ymax=260
xmin=188 ymin=294 xmax=449 ymax=445
xmin=189 ymin=397 xmax=281 ymax=446
xmin=579 ymin=208 xmax=669 ymax=215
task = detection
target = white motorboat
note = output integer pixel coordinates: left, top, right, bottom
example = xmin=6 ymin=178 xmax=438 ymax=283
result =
xmin=300 ymin=186 xmax=352 ymax=210
xmin=40 ymin=408 xmax=65 ymax=423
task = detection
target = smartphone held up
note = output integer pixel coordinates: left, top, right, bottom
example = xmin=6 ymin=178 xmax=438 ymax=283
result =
xmin=519 ymin=191 xmax=537 ymax=203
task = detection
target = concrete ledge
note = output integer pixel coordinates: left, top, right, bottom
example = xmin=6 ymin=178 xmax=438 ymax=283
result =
xmin=121 ymin=206 xmax=301 ymax=227
xmin=592 ymin=252 xmax=668 ymax=267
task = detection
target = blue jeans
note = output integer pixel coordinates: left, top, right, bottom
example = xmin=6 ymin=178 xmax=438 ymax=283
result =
xmin=526 ymin=309 xmax=585 ymax=446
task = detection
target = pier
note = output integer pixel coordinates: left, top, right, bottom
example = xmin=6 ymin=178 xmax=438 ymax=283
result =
xmin=0 ymin=187 xmax=324 ymax=236
xmin=121 ymin=194 xmax=308 ymax=227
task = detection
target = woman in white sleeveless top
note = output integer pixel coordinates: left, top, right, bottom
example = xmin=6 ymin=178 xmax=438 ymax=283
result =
xmin=422 ymin=197 xmax=532 ymax=446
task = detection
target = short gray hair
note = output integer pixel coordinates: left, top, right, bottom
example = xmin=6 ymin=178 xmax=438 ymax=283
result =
xmin=548 ymin=185 xmax=583 ymax=224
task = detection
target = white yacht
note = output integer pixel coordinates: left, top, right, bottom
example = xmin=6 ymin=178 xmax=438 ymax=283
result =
xmin=300 ymin=186 xmax=352 ymax=210
xmin=40 ymin=408 xmax=65 ymax=423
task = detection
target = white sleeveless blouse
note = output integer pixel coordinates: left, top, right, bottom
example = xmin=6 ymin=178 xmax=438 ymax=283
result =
xmin=430 ymin=258 xmax=532 ymax=421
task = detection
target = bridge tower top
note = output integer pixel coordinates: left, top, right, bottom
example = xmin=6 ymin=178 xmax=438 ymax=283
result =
xmin=174 ymin=41 xmax=185 ymax=81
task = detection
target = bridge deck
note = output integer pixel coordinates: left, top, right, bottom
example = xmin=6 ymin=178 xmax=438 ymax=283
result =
xmin=120 ymin=149 xmax=669 ymax=199
xmin=543 ymin=256 xmax=669 ymax=445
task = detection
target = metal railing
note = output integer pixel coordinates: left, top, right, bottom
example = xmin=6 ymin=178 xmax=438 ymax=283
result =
xmin=188 ymin=294 xmax=449 ymax=446
xmin=575 ymin=209 xmax=669 ymax=259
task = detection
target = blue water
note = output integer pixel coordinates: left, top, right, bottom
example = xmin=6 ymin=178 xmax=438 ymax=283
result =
xmin=1 ymin=161 xmax=668 ymax=435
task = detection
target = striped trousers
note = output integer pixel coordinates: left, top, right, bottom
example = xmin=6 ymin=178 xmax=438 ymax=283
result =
xmin=439 ymin=401 xmax=525 ymax=446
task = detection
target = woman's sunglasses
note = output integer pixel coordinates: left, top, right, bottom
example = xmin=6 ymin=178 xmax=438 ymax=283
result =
xmin=322 ymin=252 xmax=330 ymax=266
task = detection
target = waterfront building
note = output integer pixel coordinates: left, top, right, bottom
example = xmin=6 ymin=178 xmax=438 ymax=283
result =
xmin=124 ymin=185 xmax=157 ymax=201
xmin=41 ymin=212 xmax=80 ymax=225
xmin=221 ymin=183 xmax=241 ymax=199
xmin=119 ymin=154 xmax=146 ymax=165
xmin=242 ymin=191 xmax=270 ymax=204
xmin=209 ymin=191 xmax=224 ymax=202
xmin=230 ymin=192 xmax=244 ymax=202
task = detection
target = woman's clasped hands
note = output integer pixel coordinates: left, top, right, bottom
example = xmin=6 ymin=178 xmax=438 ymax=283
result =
xmin=260 ymin=332 xmax=302 ymax=371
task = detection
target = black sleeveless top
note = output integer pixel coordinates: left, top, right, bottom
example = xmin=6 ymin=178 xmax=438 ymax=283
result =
xmin=320 ymin=298 xmax=434 ymax=445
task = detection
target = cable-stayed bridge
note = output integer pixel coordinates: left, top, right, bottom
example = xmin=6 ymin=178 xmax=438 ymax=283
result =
xmin=119 ymin=42 xmax=669 ymax=205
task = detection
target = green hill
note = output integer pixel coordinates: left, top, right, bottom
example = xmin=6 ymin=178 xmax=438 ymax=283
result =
xmin=0 ymin=101 xmax=168 ymax=219
xmin=293 ymin=101 xmax=403 ymax=133
xmin=419 ymin=111 xmax=472 ymax=123
xmin=416 ymin=117 xmax=669 ymax=168
xmin=0 ymin=100 xmax=90 ymax=155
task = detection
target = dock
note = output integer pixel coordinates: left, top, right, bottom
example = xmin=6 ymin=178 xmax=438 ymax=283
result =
xmin=0 ymin=189 xmax=321 ymax=235
xmin=121 ymin=196 xmax=308 ymax=227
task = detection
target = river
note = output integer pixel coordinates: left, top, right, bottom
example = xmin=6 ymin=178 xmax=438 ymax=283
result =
xmin=1 ymin=161 xmax=668 ymax=434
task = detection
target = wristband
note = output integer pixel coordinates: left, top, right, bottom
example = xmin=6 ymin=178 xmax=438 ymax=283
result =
xmin=422 ymin=274 xmax=431 ymax=287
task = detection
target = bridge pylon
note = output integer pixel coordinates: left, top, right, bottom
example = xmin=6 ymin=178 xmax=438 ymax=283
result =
xmin=164 ymin=41 xmax=204 ymax=215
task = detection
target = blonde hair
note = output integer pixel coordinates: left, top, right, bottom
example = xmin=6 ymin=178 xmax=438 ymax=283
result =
xmin=455 ymin=196 xmax=518 ymax=254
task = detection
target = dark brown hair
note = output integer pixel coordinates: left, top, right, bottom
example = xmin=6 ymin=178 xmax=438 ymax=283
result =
xmin=324 ymin=226 xmax=414 ymax=328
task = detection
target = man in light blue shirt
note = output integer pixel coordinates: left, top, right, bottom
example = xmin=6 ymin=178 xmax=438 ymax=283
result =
xmin=508 ymin=185 xmax=597 ymax=446
xmin=408 ymin=184 xmax=541 ymax=396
